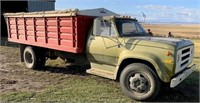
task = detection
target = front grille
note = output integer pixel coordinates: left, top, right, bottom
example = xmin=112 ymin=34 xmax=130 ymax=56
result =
xmin=175 ymin=46 xmax=194 ymax=73
xmin=182 ymin=48 xmax=190 ymax=54
xmin=180 ymin=47 xmax=191 ymax=67
xmin=181 ymin=54 xmax=190 ymax=61
xmin=180 ymin=60 xmax=189 ymax=67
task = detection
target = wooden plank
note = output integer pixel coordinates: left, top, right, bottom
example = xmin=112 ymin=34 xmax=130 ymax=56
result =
xmin=44 ymin=17 xmax=47 ymax=43
xmin=71 ymin=17 xmax=76 ymax=47
xmin=6 ymin=18 xmax=11 ymax=38
xmin=33 ymin=17 xmax=37 ymax=42
xmin=15 ymin=18 xmax=19 ymax=39
xmin=24 ymin=18 xmax=27 ymax=40
xmin=56 ymin=17 xmax=60 ymax=45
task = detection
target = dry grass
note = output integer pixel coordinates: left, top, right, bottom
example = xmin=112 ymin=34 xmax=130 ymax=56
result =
xmin=143 ymin=24 xmax=200 ymax=39
xmin=193 ymin=39 xmax=200 ymax=59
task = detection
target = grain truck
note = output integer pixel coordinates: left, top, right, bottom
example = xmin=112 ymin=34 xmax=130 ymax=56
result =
xmin=4 ymin=8 xmax=196 ymax=101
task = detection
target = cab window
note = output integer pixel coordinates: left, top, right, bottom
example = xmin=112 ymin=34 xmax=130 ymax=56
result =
xmin=93 ymin=19 xmax=116 ymax=37
xmin=115 ymin=19 xmax=147 ymax=37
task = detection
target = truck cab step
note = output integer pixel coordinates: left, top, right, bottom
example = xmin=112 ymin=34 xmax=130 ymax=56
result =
xmin=86 ymin=68 xmax=115 ymax=79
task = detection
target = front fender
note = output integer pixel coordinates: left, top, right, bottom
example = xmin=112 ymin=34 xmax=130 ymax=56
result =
xmin=116 ymin=50 xmax=170 ymax=82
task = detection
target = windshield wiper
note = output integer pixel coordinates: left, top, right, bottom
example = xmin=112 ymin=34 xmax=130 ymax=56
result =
xmin=122 ymin=33 xmax=148 ymax=37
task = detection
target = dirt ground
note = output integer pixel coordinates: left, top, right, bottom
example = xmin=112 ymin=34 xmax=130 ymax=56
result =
xmin=0 ymin=45 xmax=77 ymax=94
xmin=0 ymin=46 xmax=39 ymax=93
xmin=0 ymin=44 xmax=199 ymax=102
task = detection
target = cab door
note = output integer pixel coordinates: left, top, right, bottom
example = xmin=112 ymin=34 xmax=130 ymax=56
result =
xmin=87 ymin=18 xmax=118 ymax=66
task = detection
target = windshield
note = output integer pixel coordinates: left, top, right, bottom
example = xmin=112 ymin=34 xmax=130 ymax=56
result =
xmin=115 ymin=19 xmax=148 ymax=37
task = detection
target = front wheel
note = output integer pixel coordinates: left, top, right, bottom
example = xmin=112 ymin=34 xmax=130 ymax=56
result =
xmin=120 ymin=63 xmax=160 ymax=101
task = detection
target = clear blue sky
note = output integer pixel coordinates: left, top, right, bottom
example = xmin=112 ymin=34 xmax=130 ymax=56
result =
xmin=55 ymin=0 xmax=200 ymax=23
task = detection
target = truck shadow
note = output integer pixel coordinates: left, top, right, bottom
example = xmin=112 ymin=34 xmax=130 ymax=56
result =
xmin=151 ymin=70 xmax=199 ymax=102
xmin=39 ymin=65 xmax=90 ymax=76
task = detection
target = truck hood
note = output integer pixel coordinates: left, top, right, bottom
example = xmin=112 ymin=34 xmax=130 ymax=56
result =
xmin=124 ymin=37 xmax=193 ymax=50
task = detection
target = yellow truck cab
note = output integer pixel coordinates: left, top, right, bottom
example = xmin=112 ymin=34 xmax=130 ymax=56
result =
xmin=87 ymin=16 xmax=196 ymax=101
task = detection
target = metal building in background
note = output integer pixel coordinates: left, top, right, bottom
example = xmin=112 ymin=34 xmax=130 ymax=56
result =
xmin=27 ymin=0 xmax=55 ymax=12
xmin=1 ymin=0 xmax=55 ymax=45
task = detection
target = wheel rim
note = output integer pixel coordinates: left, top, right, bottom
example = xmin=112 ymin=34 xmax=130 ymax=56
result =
xmin=25 ymin=51 xmax=33 ymax=64
xmin=128 ymin=72 xmax=150 ymax=94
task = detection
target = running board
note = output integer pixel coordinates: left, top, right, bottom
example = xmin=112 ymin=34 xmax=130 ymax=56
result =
xmin=86 ymin=68 xmax=115 ymax=79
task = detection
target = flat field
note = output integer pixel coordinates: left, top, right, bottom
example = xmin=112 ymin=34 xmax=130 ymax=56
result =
xmin=0 ymin=24 xmax=199 ymax=102
xmin=143 ymin=24 xmax=200 ymax=39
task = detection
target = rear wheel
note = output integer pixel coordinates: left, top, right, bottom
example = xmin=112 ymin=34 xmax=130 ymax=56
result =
xmin=23 ymin=46 xmax=45 ymax=69
xmin=120 ymin=63 xmax=160 ymax=101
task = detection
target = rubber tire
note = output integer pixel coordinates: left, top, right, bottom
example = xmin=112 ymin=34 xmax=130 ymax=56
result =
xmin=23 ymin=46 xmax=45 ymax=70
xmin=120 ymin=63 xmax=160 ymax=101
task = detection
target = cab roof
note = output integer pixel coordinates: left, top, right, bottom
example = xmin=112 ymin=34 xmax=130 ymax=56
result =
xmin=102 ymin=15 xmax=138 ymax=21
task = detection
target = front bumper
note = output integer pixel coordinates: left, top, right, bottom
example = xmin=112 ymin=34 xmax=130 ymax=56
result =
xmin=170 ymin=64 xmax=196 ymax=88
